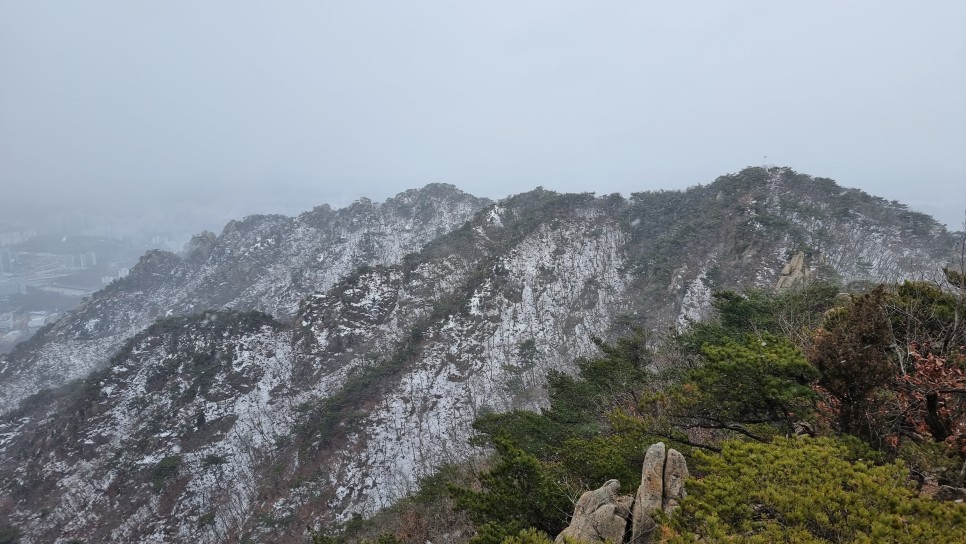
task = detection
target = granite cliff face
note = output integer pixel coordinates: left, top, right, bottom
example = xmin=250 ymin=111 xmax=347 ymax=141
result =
xmin=0 ymin=184 xmax=489 ymax=414
xmin=0 ymin=168 xmax=959 ymax=542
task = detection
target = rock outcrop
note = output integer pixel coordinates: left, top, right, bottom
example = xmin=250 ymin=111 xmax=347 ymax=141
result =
xmin=776 ymin=250 xmax=809 ymax=289
xmin=557 ymin=442 xmax=688 ymax=544
xmin=555 ymin=480 xmax=629 ymax=544
xmin=631 ymin=442 xmax=688 ymax=543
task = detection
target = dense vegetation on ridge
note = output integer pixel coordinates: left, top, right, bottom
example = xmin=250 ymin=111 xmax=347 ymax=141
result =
xmin=313 ymin=267 xmax=966 ymax=544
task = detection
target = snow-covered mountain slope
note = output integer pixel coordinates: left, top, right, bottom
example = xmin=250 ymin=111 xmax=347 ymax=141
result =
xmin=0 ymin=167 xmax=959 ymax=543
xmin=0 ymin=184 xmax=489 ymax=414
xmin=0 ymin=190 xmax=636 ymax=543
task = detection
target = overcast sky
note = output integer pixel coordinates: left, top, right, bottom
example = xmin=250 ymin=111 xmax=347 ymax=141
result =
xmin=1 ymin=1 xmax=964 ymax=232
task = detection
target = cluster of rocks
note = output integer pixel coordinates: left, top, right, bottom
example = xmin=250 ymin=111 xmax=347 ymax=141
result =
xmin=555 ymin=442 xmax=688 ymax=544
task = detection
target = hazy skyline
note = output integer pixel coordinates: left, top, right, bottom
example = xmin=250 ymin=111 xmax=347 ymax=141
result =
xmin=2 ymin=1 xmax=964 ymax=231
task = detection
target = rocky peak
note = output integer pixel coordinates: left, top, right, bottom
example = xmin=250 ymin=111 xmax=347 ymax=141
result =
xmin=0 ymin=186 xmax=489 ymax=415
xmin=182 ymin=230 xmax=218 ymax=263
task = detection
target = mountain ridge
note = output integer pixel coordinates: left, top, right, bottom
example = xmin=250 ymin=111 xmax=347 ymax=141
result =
xmin=0 ymin=167 xmax=960 ymax=542
xmin=0 ymin=183 xmax=490 ymax=414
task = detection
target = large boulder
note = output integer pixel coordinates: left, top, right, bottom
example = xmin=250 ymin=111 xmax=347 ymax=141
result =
xmin=555 ymin=480 xmax=629 ymax=544
xmin=634 ymin=442 xmax=666 ymax=516
xmin=630 ymin=442 xmax=688 ymax=543
xmin=662 ymin=448 xmax=689 ymax=512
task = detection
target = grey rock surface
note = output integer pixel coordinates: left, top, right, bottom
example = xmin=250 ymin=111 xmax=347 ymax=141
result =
xmin=556 ymin=480 xmax=628 ymax=544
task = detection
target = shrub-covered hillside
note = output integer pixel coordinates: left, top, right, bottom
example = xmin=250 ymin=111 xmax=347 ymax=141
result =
xmin=314 ymin=267 xmax=966 ymax=543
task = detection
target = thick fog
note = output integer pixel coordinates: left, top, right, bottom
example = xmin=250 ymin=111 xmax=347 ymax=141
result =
xmin=1 ymin=1 xmax=964 ymax=232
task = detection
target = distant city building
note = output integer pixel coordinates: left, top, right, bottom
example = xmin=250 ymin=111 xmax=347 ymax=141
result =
xmin=0 ymin=248 xmax=12 ymax=273
xmin=0 ymin=229 xmax=37 ymax=247
xmin=28 ymin=316 xmax=47 ymax=329
xmin=69 ymin=252 xmax=98 ymax=269
xmin=37 ymin=284 xmax=95 ymax=297
xmin=0 ymin=278 xmax=26 ymax=295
